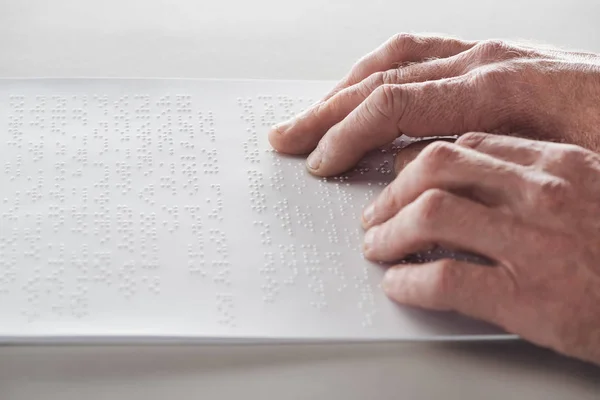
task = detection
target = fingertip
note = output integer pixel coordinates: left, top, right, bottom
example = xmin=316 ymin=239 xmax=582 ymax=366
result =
xmin=267 ymin=120 xmax=294 ymax=153
xmin=382 ymin=266 xmax=402 ymax=296
xmin=361 ymin=203 xmax=375 ymax=229
xmin=362 ymin=225 xmax=379 ymax=260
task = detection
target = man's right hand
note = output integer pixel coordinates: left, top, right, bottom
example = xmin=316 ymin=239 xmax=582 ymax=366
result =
xmin=268 ymin=33 xmax=600 ymax=176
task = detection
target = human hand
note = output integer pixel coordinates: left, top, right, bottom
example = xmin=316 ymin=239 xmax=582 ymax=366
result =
xmin=268 ymin=34 xmax=600 ymax=176
xmin=361 ymin=132 xmax=600 ymax=365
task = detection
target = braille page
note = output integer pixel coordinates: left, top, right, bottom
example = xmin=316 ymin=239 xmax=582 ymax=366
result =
xmin=0 ymin=79 xmax=511 ymax=343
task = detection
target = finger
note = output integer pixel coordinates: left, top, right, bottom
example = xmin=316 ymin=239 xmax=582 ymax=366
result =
xmin=382 ymin=259 xmax=512 ymax=325
xmin=392 ymin=132 xmax=543 ymax=175
xmin=362 ymin=141 xmax=527 ymax=230
xmin=304 ymin=65 xmax=521 ymax=176
xmin=270 ymin=60 xmax=464 ymax=155
xmin=456 ymin=132 xmax=544 ymax=166
xmin=270 ymin=39 xmax=526 ymax=156
xmin=322 ymin=33 xmax=476 ymax=101
xmin=393 ymin=138 xmax=456 ymax=175
xmin=363 ymin=189 xmax=518 ymax=263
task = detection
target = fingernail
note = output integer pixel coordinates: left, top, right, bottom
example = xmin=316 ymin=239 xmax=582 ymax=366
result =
xmin=307 ymin=147 xmax=322 ymax=170
xmin=363 ymin=227 xmax=377 ymax=254
xmin=272 ymin=118 xmax=294 ymax=135
xmin=362 ymin=204 xmax=375 ymax=226
xmin=382 ymin=268 xmax=399 ymax=294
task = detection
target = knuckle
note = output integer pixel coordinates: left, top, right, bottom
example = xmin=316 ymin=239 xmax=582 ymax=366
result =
xmin=418 ymin=141 xmax=458 ymax=171
xmin=309 ymin=100 xmax=329 ymax=118
xmin=430 ymin=260 xmax=460 ymax=299
xmin=364 ymin=70 xmax=400 ymax=93
xmin=471 ymin=65 xmax=513 ymax=88
xmin=387 ymin=33 xmax=422 ymax=54
xmin=528 ymin=175 xmax=569 ymax=211
xmin=474 ymin=39 xmax=511 ymax=59
xmin=368 ymin=84 xmax=403 ymax=122
xmin=455 ymin=132 xmax=489 ymax=149
xmin=379 ymin=183 xmax=401 ymax=212
xmin=414 ymin=188 xmax=449 ymax=227
xmin=542 ymin=143 xmax=586 ymax=167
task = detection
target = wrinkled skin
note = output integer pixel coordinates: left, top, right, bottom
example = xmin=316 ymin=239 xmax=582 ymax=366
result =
xmin=268 ymin=34 xmax=600 ymax=365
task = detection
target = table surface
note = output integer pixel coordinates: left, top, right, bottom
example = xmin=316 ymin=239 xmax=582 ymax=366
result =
xmin=0 ymin=0 xmax=599 ymax=398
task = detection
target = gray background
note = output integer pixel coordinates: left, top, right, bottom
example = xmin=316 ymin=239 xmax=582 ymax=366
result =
xmin=0 ymin=0 xmax=599 ymax=398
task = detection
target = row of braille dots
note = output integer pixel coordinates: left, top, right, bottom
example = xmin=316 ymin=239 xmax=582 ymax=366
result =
xmin=175 ymin=95 xmax=193 ymax=115
xmin=115 ymin=161 xmax=134 ymax=195
xmin=138 ymin=183 xmax=156 ymax=205
xmin=24 ymin=175 xmax=44 ymax=203
xmin=188 ymin=241 xmax=206 ymax=276
xmin=8 ymin=95 xmax=26 ymax=108
xmin=92 ymin=94 xmax=110 ymax=116
xmin=207 ymin=184 xmax=223 ymax=221
xmin=27 ymin=140 xmax=44 ymax=163
xmin=157 ymin=124 xmax=175 ymax=153
xmin=358 ymin=286 xmax=376 ymax=328
xmin=279 ymin=244 xmax=299 ymax=286
xmin=179 ymin=155 xmax=199 ymax=195
xmin=202 ymin=148 xmax=220 ymax=174
xmin=289 ymin=158 xmax=306 ymax=196
xmin=208 ymin=228 xmax=231 ymax=287
xmin=47 ymin=97 xmax=69 ymax=134
xmin=247 ymin=170 xmax=267 ymax=213
xmin=7 ymin=114 xmax=24 ymax=148
xmin=198 ymin=111 xmax=215 ymax=142
xmin=139 ymin=212 xmax=159 ymax=270
xmin=237 ymin=98 xmax=256 ymax=129
xmin=48 ymin=180 xmax=67 ymax=205
xmin=70 ymin=249 xmax=114 ymax=288
xmin=252 ymin=221 xmax=271 ymax=246
xmin=3 ymin=156 xmax=22 ymax=181
xmin=375 ymin=159 xmax=393 ymax=175
xmin=91 ymin=167 xmax=111 ymax=207
xmin=21 ymin=223 xmax=43 ymax=260
xmin=0 ymin=256 xmax=17 ymax=295
xmin=243 ymin=128 xmax=260 ymax=164
xmin=117 ymin=261 xmax=137 ymax=298
xmin=27 ymin=287 xmax=91 ymax=321
xmin=185 ymin=205 xmax=205 ymax=276
xmin=161 ymin=205 xmax=180 ymax=233
xmin=177 ymin=115 xmax=195 ymax=141
xmin=159 ymin=174 xmax=177 ymax=196
xmin=72 ymin=146 xmax=88 ymax=165
xmin=321 ymin=206 xmax=339 ymax=245
xmin=135 ymin=121 xmax=153 ymax=147
xmin=260 ymin=252 xmax=280 ymax=303
xmin=333 ymin=181 xmax=355 ymax=217
xmin=28 ymin=114 xmax=45 ymax=129
xmin=353 ymin=263 xmax=377 ymax=329
xmin=209 ymin=229 xmax=229 ymax=258
xmin=301 ymin=244 xmax=327 ymax=310
xmin=1 ymin=202 xmax=22 ymax=223
xmin=274 ymin=95 xmax=304 ymax=122
xmin=293 ymin=205 xmax=315 ymax=233
xmin=258 ymin=102 xmax=277 ymax=128
xmin=92 ymin=205 xmax=112 ymax=245
xmin=70 ymin=204 xmax=90 ymax=236
xmin=216 ymin=293 xmax=236 ymax=328
xmin=324 ymin=252 xmax=348 ymax=293
xmin=269 ymin=168 xmax=285 ymax=191
xmin=116 ymin=206 xmax=136 ymax=253
xmin=212 ymin=263 xmax=231 ymax=286
xmin=342 ymin=226 xmax=362 ymax=251
xmin=273 ymin=199 xmax=293 ymax=237
xmin=141 ymin=275 xmax=161 ymax=294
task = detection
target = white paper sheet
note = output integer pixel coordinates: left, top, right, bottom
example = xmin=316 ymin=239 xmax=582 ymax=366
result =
xmin=0 ymin=79 xmax=513 ymax=343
